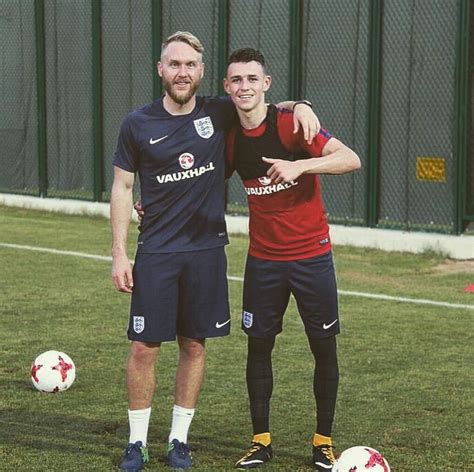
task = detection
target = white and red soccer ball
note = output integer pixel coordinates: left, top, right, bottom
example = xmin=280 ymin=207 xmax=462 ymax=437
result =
xmin=333 ymin=446 xmax=390 ymax=472
xmin=31 ymin=350 xmax=76 ymax=393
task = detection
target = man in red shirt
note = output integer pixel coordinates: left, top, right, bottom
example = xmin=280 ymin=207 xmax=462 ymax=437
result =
xmin=224 ymin=48 xmax=360 ymax=471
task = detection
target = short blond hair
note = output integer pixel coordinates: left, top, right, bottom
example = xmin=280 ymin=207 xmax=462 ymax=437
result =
xmin=161 ymin=31 xmax=204 ymax=55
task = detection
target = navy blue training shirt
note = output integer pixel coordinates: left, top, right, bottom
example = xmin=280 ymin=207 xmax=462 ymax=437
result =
xmin=113 ymin=95 xmax=236 ymax=253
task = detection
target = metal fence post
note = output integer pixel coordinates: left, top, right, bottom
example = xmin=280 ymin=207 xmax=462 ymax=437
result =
xmin=92 ymin=0 xmax=103 ymax=202
xmin=366 ymin=0 xmax=383 ymax=228
xmin=454 ymin=0 xmax=470 ymax=233
xmin=288 ymin=0 xmax=302 ymax=100
xmin=217 ymin=0 xmax=229 ymax=96
xmin=217 ymin=0 xmax=230 ymax=207
xmin=152 ymin=0 xmax=162 ymax=100
xmin=35 ymin=0 xmax=47 ymax=197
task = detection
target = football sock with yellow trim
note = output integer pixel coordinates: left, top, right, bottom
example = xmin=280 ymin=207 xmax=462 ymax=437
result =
xmin=313 ymin=433 xmax=332 ymax=447
xmin=247 ymin=336 xmax=276 ymax=435
xmin=253 ymin=432 xmax=271 ymax=447
xmin=308 ymin=336 xmax=339 ymax=437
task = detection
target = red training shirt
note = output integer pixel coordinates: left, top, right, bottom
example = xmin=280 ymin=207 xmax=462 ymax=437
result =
xmin=226 ymin=107 xmax=333 ymax=261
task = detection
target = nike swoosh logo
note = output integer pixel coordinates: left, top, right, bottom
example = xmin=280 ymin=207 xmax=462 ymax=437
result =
xmin=323 ymin=319 xmax=338 ymax=330
xmin=314 ymin=462 xmax=332 ymax=469
xmin=215 ymin=319 xmax=231 ymax=328
xmin=240 ymin=460 xmax=264 ymax=465
xmin=149 ymin=135 xmax=168 ymax=145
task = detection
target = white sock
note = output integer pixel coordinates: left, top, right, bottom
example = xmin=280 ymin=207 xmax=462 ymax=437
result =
xmin=128 ymin=407 xmax=151 ymax=446
xmin=169 ymin=404 xmax=195 ymax=444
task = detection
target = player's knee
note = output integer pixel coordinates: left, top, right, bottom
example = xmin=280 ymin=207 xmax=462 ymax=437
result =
xmin=309 ymin=335 xmax=337 ymax=360
xmin=309 ymin=336 xmax=339 ymax=377
xmin=178 ymin=337 xmax=206 ymax=359
xmin=248 ymin=336 xmax=275 ymax=361
xmin=130 ymin=341 xmax=160 ymax=364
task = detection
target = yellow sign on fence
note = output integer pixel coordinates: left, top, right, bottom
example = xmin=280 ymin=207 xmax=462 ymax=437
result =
xmin=416 ymin=157 xmax=446 ymax=182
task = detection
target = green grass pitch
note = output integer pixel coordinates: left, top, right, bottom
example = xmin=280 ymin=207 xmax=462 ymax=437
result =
xmin=0 ymin=206 xmax=472 ymax=470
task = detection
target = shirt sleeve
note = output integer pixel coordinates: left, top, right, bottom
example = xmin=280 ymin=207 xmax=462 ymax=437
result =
xmin=276 ymin=109 xmax=333 ymax=157
xmin=112 ymin=113 xmax=139 ymax=173
xmin=224 ymin=126 xmax=237 ymax=180
xmin=209 ymin=95 xmax=238 ymax=131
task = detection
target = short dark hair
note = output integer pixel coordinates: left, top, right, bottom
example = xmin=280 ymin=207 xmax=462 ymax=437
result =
xmin=227 ymin=48 xmax=266 ymax=72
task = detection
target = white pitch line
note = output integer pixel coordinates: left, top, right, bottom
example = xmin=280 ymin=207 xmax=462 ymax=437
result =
xmin=0 ymin=243 xmax=113 ymax=261
xmin=0 ymin=243 xmax=117 ymax=262
xmin=1 ymin=242 xmax=473 ymax=311
xmin=336 ymin=290 xmax=474 ymax=310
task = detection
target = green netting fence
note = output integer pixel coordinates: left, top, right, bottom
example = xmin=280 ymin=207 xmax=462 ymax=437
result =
xmin=1 ymin=0 xmax=472 ymax=234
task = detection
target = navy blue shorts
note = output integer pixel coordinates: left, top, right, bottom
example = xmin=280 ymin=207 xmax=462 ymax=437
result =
xmin=128 ymin=247 xmax=230 ymax=342
xmin=241 ymin=251 xmax=339 ymax=339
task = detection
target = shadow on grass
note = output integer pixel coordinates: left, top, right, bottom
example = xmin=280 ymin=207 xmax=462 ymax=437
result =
xmin=1 ymin=398 xmax=311 ymax=470
xmin=0 ymin=407 xmax=124 ymax=463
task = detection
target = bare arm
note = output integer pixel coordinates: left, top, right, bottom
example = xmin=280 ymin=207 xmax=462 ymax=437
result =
xmin=275 ymin=101 xmax=320 ymax=144
xmin=264 ymin=138 xmax=361 ymax=184
xmin=110 ymin=165 xmax=135 ymax=293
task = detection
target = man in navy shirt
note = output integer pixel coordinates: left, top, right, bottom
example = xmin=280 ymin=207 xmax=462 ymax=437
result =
xmin=111 ymin=32 xmax=319 ymax=470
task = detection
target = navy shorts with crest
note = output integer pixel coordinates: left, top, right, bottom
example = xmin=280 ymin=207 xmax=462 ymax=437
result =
xmin=128 ymin=247 xmax=230 ymax=342
xmin=241 ymin=251 xmax=339 ymax=339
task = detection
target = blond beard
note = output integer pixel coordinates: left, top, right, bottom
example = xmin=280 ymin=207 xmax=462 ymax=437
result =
xmin=163 ymin=77 xmax=202 ymax=105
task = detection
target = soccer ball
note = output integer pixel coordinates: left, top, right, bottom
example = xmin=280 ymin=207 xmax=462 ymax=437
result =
xmin=30 ymin=350 xmax=76 ymax=393
xmin=333 ymin=446 xmax=390 ymax=472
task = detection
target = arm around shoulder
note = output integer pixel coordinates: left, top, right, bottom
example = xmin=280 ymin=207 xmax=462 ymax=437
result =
xmin=276 ymin=100 xmax=320 ymax=143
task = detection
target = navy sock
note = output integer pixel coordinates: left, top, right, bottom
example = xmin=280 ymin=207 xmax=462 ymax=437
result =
xmin=246 ymin=336 xmax=276 ymax=435
xmin=309 ymin=336 xmax=339 ymax=437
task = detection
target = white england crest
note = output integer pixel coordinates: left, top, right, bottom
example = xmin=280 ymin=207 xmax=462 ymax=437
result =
xmin=242 ymin=310 xmax=253 ymax=328
xmin=133 ymin=316 xmax=145 ymax=334
xmin=193 ymin=116 xmax=214 ymax=139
